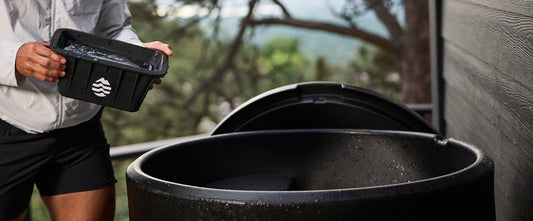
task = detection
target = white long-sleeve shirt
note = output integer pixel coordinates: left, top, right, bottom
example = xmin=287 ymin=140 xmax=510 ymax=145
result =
xmin=0 ymin=0 xmax=143 ymax=133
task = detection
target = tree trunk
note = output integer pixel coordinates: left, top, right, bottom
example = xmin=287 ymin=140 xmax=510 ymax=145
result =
xmin=365 ymin=0 xmax=430 ymax=103
xmin=400 ymin=0 xmax=431 ymax=103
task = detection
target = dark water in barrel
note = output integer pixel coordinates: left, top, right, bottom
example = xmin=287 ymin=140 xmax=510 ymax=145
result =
xmin=64 ymin=41 xmax=153 ymax=70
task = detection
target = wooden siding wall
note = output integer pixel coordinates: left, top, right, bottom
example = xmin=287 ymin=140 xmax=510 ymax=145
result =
xmin=440 ymin=0 xmax=533 ymax=220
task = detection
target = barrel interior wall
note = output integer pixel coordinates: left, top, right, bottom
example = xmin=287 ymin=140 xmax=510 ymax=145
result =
xmin=140 ymin=131 xmax=477 ymax=191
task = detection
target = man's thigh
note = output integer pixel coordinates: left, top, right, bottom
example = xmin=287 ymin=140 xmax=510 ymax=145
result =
xmin=41 ymin=185 xmax=116 ymax=221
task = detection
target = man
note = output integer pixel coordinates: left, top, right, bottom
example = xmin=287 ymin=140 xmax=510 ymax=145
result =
xmin=0 ymin=1 xmax=172 ymax=220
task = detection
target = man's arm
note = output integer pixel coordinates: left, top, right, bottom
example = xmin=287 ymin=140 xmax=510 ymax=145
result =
xmin=94 ymin=0 xmax=143 ymax=45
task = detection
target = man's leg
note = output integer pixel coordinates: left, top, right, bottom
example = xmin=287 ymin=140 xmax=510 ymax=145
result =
xmin=35 ymin=111 xmax=116 ymax=220
xmin=41 ymin=185 xmax=115 ymax=221
xmin=8 ymin=210 xmax=27 ymax=221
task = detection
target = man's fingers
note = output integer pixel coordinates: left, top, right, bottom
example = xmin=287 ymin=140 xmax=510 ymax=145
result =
xmin=32 ymin=55 xmax=66 ymax=72
xmin=19 ymin=58 xmax=65 ymax=81
xmin=34 ymin=42 xmax=54 ymax=57
xmin=21 ymin=68 xmax=60 ymax=82
xmin=36 ymin=40 xmax=50 ymax=47
xmin=143 ymin=41 xmax=173 ymax=56
xmin=47 ymin=52 xmax=67 ymax=66
xmin=159 ymin=44 xmax=173 ymax=56
xmin=29 ymin=42 xmax=67 ymax=73
xmin=35 ymin=43 xmax=66 ymax=64
xmin=154 ymin=77 xmax=162 ymax=85
xmin=33 ymin=65 xmax=65 ymax=79
xmin=149 ymin=77 xmax=163 ymax=90
xmin=37 ymin=75 xmax=60 ymax=82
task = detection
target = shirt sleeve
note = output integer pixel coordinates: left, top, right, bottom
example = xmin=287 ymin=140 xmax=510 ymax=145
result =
xmin=95 ymin=0 xmax=143 ymax=46
xmin=0 ymin=40 xmax=26 ymax=86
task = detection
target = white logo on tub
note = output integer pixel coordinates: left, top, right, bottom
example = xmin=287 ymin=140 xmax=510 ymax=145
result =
xmin=92 ymin=77 xmax=111 ymax=97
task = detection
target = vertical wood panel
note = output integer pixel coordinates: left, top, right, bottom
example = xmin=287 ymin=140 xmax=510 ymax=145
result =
xmin=442 ymin=0 xmax=533 ymax=89
xmin=444 ymin=86 xmax=533 ymax=220
xmin=443 ymin=43 xmax=533 ymax=220
xmin=441 ymin=0 xmax=533 ymax=220
xmin=443 ymin=43 xmax=533 ymax=154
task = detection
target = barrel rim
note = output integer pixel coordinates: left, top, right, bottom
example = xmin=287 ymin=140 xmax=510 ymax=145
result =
xmin=126 ymin=129 xmax=493 ymax=203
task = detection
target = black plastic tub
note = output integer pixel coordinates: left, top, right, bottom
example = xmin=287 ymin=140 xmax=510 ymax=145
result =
xmin=127 ymin=129 xmax=495 ymax=220
xmin=51 ymin=28 xmax=168 ymax=112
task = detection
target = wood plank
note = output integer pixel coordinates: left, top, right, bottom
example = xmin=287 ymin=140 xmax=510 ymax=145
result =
xmin=454 ymin=0 xmax=533 ymax=17
xmin=442 ymin=0 xmax=533 ymax=89
xmin=441 ymin=1 xmax=533 ymax=220
xmin=443 ymin=43 xmax=533 ymax=156
xmin=444 ymin=87 xmax=533 ymax=220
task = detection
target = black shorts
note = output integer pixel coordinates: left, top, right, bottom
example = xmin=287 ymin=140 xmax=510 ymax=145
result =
xmin=0 ymin=112 xmax=116 ymax=220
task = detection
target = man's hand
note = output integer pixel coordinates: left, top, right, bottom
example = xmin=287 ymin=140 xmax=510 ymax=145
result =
xmin=143 ymin=41 xmax=173 ymax=89
xmin=143 ymin=41 xmax=173 ymax=57
xmin=15 ymin=41 xmax=66 ymax=82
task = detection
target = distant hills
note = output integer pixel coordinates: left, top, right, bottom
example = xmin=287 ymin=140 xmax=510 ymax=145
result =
xmin=249 ymin=16 xmax=386 ymax=65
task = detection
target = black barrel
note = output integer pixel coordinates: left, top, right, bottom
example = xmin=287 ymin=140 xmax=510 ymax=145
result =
xmin=127 ymin=129 xmax=494 ymax=220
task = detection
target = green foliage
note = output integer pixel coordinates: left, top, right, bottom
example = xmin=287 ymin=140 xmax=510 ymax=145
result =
xmin=257 ymin=37 xmax=311 ymax=90
xmin=348 ymin=45 xmax=401 ymax=100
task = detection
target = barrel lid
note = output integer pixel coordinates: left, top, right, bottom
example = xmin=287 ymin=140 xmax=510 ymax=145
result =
xmin=212 ymin=82 xmax=437 ymax=135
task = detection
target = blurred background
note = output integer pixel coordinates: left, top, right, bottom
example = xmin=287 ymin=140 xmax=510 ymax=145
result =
xmin=30 ymin=0 xmax=431 ymax=220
